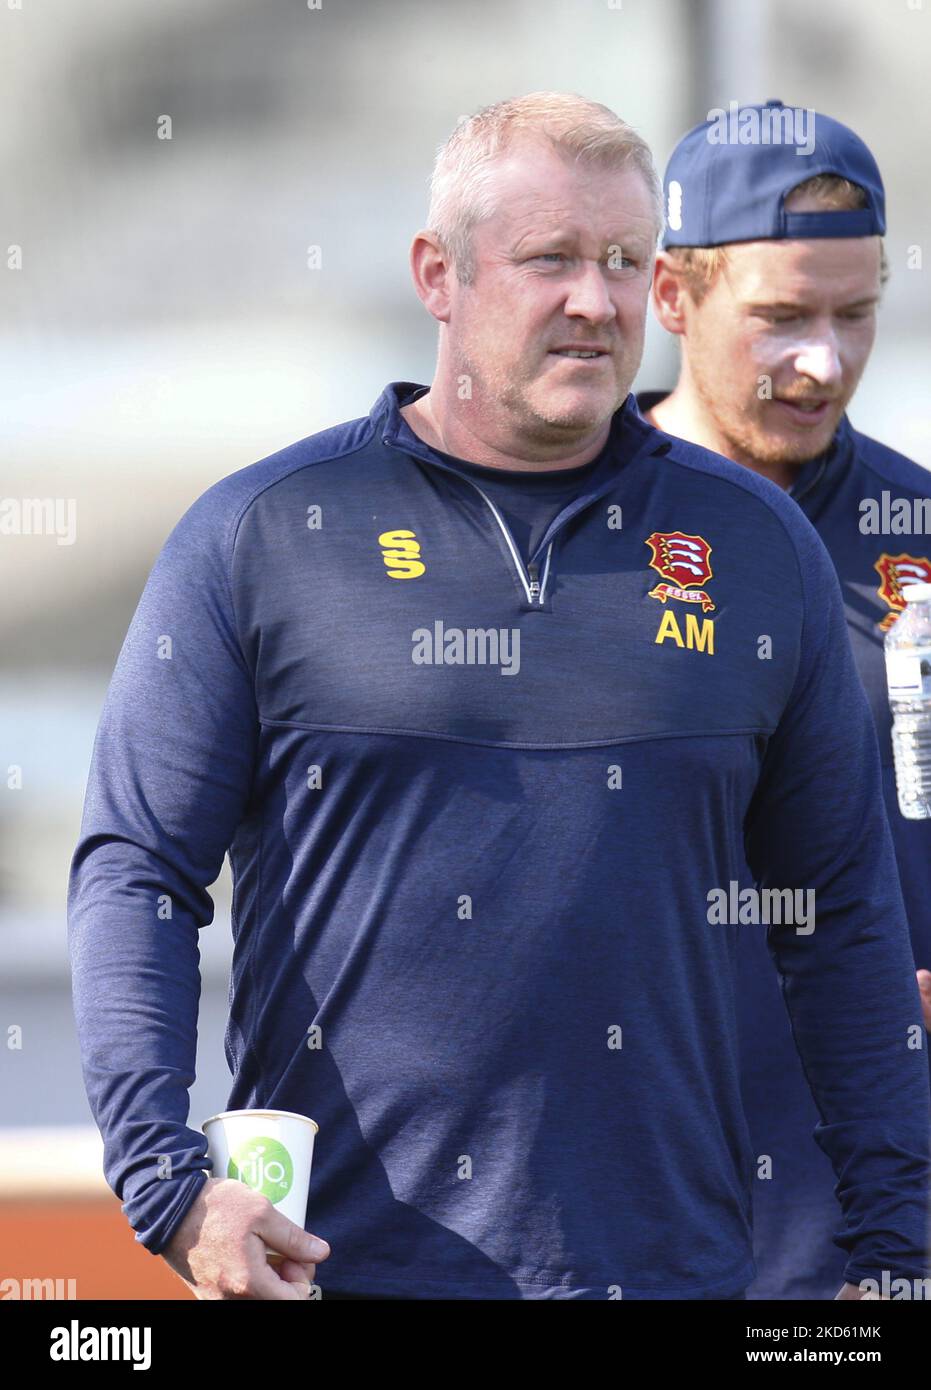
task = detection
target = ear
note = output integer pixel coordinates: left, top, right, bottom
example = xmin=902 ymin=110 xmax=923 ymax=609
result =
xmin=651 ymin=251 xmax=690 ymax=336
xmin=409 ymin=230 xmax=454 ymax=325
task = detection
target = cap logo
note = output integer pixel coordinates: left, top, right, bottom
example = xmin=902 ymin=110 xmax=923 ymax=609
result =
xmin=666 ymin=180 xmax=683 ymax=231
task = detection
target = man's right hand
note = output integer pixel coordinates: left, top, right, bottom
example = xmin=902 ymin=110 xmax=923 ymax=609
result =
xmin=160 ymin=1177 xmax=331 ymax=1300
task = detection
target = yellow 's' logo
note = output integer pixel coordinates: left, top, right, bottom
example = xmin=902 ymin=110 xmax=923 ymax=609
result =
xmin=379 ymin=528 xmax=425 ymax=579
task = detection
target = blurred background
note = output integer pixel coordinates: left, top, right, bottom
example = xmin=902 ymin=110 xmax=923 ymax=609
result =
xmin=1 ymin=0 xmax=929 ymax=1297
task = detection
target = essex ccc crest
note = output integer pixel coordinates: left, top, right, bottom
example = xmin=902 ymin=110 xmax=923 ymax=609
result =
xmin=875 ymin=552 xmax=931 ymax=631
xmin=646 ymin=531 xmax=715 ymax=612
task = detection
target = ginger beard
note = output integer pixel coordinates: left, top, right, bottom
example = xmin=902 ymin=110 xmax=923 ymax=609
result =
xmin=686 ymin=319 xmax=852 ymax=469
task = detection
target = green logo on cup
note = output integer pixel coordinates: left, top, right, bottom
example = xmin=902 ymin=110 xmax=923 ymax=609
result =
xmin=228 ymin=1137 xmax=293 ymax=1203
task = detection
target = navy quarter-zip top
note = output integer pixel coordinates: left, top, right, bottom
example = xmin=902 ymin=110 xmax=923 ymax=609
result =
xmin=68 ymin=382 xmax=930 ymax=1299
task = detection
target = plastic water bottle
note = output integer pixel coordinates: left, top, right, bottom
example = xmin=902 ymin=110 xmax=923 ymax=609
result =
xmin=885 ymin=581 xmax=931 ymax=819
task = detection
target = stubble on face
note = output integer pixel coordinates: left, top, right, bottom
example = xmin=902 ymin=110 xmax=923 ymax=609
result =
xmin=444 ymin=146 xmax=656 ymax=452
xmin=450 ymin=324 xmax=608 ymax=443
xmin=688 ymin=340 xmax=845 ymax=469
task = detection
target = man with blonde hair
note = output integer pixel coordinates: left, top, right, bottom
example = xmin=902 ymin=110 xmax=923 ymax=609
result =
xmin=69 ymin=92 xmax=929 ymax=1301
xmin=640 ymin=101 xmax=931 ymax=1300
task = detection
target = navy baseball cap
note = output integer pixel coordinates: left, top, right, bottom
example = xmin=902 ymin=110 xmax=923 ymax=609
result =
xmin=662 ymin=100 xmax=886 ymax=248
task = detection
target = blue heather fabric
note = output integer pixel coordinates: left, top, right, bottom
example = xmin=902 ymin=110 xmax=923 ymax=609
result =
xmin=639 ymin=390 xmax=931 ymax=1299
xmin=67 ymin=383 xmax=930 ymax=1300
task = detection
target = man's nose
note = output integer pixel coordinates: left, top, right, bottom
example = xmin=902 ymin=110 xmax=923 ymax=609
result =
xmin=790 ymin=336 xmax=842 ymax=389
xmin=562 ymin=261 xmax=616 ymax=322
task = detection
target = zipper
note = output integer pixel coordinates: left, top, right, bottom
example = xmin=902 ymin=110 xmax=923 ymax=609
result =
xmin=429 ymin=467 xmax=554 ymax=606
xmin=527 ymin=561 xmax=541 ymax=602
xmin=385 ymin=415 xmax=659 ymax=607
xmin=529 ymin=547 xmax=554 ymax=604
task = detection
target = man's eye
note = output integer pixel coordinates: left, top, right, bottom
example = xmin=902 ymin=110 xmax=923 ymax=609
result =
xmin=532 ymin=253 xmax=635 ymax=268
xmin=758 ymin=312 xmax=798 ymax=325
xmin=840 ymin=309 xmax=873 ymax=321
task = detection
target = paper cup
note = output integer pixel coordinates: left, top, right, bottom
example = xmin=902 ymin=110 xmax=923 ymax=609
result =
xmin=202 ymin=1108 xmax=318 ymax=1262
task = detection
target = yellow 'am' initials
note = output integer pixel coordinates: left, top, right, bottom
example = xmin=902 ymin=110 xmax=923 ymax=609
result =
xmin=654 ymin=609 xmax=715 ymax=654
xmin=378 ymin=528 xmax=425 ymax=579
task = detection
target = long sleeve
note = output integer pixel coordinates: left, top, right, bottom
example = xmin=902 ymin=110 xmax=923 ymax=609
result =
xmin=67 ymin=484 xmax=260 ymax=1255
xmin=744 ymin=516 xmax=931 ymax=1287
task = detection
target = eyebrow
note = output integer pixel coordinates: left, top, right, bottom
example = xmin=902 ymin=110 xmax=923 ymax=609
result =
xmin=513 ymin=232 xmax=651 ymax=255
xmin=746 ymin=296 xmax=880 ymax=312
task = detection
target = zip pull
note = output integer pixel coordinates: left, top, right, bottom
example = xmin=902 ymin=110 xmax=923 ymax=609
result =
xmin=527 ymin=560 xmax=541 ymax=602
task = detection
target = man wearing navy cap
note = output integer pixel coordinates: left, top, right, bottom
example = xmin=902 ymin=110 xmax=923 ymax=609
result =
xmin=641 ymin=100 xmax=931 ymax=1300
